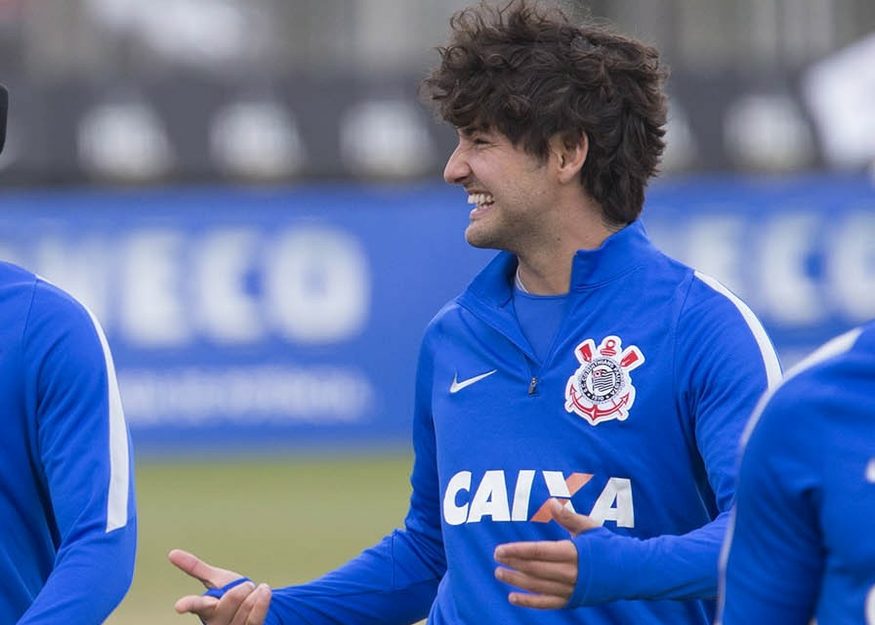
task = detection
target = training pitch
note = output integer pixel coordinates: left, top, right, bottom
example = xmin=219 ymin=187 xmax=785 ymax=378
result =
xmin=107 ymin=451 xmax=412 ymax=625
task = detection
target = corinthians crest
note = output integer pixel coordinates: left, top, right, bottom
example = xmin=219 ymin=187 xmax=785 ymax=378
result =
xmin=565 ymin=335 xmax=645 ymax=426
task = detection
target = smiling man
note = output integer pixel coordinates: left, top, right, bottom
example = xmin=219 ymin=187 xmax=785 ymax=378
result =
xmin=170 ymin=3 xmax=780 ymax=624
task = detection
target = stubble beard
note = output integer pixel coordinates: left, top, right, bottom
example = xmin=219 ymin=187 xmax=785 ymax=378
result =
xmin=464 ymin=223 xmax=496 ymax=249
xmin=464 ymin=212 xmax=529 ymax=255
xmin=464 ymin=215 xmax=507 ymax=250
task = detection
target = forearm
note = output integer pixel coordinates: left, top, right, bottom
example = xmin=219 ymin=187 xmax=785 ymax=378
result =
xmin=570 ymin=512 xmax=728 ymax=606
xmin=266 ymin=529 xmax=443 ymax=625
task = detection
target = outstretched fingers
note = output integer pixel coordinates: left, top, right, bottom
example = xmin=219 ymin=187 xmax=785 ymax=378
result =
xmin=169 ymin=549 xmax=243 ymax=589
xmin=174 ymin=593 xmax=219 ymax=616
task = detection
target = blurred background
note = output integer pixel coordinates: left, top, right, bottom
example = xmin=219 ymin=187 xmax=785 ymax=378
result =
xmin=1 ymin=0 xmax=875 ymax=182
xmin=0 ymin=1 xmax=872 ymax=623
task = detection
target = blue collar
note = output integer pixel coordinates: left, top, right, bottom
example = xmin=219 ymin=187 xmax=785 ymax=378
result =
xmin=456 ymin=221 xmax=657 ymax=357
xmin=461 ymin=220 xmax=656 ymax=307
xmin=568 ymin=220 xmax=656 ymax=290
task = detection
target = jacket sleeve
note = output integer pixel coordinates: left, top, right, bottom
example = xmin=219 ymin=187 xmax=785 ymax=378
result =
xmin=717 ymin=377 xmax=823 ymax=625
xmin=266 ymin=328 xmax=446 ymax=625
xmin=17 ymin=280 xmax=136 ymax=625
xmin=569 ymin=276 xmax=781 ymax=606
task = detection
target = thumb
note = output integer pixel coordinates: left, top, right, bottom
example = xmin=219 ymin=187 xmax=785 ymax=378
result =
xmin=549 ymin=498 xmax=598 ymax=536
xmin=168 ymin=549 xmax=242 ymax=589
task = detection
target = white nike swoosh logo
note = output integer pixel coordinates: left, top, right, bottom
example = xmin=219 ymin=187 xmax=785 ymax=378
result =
xmin=450 ymin=369 xmax=497 ymax=394
xmin=867 ymin=458 xmax=875 ymax=484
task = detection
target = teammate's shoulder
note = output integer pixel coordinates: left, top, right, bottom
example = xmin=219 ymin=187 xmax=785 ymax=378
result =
xmin=851 ymin=320 xmax=875 ymax=354
xmin=753 ymin=325 xmax=871 ymax=434
xmin=784 ymin=324 xmax=872 ymax=385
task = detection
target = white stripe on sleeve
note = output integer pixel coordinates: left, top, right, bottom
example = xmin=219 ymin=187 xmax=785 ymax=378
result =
xmin=84 ymin=307 xmax=130 ymax=533
xmin=694 ymin=271 xmax=782 ymax=390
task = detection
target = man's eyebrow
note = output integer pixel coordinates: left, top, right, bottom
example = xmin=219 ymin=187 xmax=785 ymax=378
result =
xmin=459 ymin=123 xmax=489 ymax=138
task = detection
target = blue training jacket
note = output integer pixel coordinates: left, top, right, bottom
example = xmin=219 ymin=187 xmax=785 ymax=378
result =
xmin=0 ymin=262 xmax=136 ymax=624
xmin=719 ymin=321 xmax=875 ymax=625
xmin=268 ymin=221 xmax=780 ymax=625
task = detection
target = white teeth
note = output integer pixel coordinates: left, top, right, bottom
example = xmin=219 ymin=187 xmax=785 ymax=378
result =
xmin=467 ymin=193 xmax=495 ymax=206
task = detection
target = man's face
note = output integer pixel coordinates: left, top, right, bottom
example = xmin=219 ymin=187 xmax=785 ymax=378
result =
xmin=443 ymin=128 xmax=559 ymax=253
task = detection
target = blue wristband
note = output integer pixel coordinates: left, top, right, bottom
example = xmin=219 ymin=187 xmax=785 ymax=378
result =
xmin=203 ymin=577 xmax=253 ymax=599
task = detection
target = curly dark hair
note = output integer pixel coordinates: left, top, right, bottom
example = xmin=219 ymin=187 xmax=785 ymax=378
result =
xmin=421 ymin=1 xmax=668 ymax=226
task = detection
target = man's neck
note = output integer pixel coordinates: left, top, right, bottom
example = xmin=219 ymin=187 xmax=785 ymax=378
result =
xmin=515 ymin=221 xmax=618 ymax=295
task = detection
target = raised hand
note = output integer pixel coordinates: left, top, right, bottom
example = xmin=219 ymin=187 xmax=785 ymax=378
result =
xmin=169 ymin=549 xmax=272 ymax=624
xmin=493 ymin=498 xmax=597 ymax=609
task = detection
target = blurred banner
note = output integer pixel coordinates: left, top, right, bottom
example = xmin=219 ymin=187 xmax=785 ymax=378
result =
xmin=0 ymin=176 xmax=872 ymax=453
xmin=0 ymin=69 xmax=867 ymax=185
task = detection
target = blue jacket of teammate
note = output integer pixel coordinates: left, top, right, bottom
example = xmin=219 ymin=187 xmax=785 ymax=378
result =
xmin=718 ymin=321 xmax=875 ymax=625
xmin=0 ymin=262 xmax=136 ymax=624
xmin=267 ymin=222 xmax=780 ymax=625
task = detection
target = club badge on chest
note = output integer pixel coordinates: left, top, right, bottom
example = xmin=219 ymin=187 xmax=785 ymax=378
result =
xmin=565 ymin=335 xmax=645 ymax=426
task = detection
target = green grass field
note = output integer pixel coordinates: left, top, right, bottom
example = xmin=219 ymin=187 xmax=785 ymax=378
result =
xmin=108 ymin=451 xmax=413 ymax=625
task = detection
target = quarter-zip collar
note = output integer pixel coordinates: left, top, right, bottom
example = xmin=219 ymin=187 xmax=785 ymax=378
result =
xmin=569 ymin=220 xmax=656 ymax=290
xmin=456 ymin=220 xmax=656 ymax=356
xmin=461 ymin=220 xmax=654 ymax=304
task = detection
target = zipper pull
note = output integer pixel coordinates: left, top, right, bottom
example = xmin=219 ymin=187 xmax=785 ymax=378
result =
xmin=528 ymin=376 xmax=538 ymax=396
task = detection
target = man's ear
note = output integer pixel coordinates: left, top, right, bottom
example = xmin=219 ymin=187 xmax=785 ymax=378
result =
xmin=551 ymin=132 xmax=587 ymax=184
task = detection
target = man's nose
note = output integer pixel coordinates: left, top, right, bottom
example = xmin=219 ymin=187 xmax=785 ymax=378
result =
xmin=443 ymin=144 xmax=469 ymax=185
